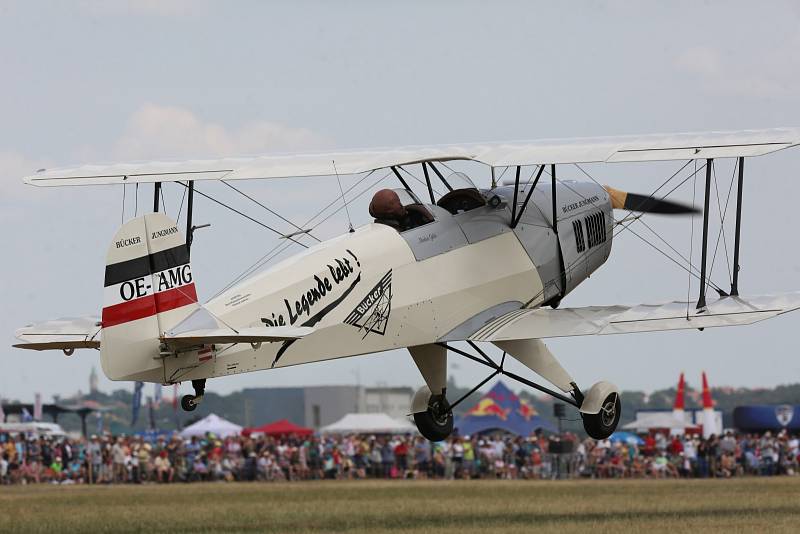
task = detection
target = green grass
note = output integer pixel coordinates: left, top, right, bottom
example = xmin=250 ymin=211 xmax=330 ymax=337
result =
xmin=2 ymin=478 xmax=800 ymax=533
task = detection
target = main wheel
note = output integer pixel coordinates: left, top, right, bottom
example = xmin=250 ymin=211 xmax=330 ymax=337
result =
xmin=181 ymin=394 xmax=197 ymax=412
xmin=413 ymin=401 xmax=454 ymax=442
xmin=581 ymin=392 xmax=621 ymax=439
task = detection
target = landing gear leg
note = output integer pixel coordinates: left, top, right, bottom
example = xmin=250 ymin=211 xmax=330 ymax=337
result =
xmin=181 ymin=379 xmax=206 ymax=412
xmin=493 ymin=339 xmax=621 ymax=439
xmin=408 ymin=344 xmax=454 ymax=441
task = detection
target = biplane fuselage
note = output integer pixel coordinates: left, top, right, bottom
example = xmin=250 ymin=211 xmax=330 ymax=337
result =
xmin=132 ymin=181 xmax=612 ymax=385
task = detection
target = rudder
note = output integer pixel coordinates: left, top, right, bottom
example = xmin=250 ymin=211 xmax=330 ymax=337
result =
xmin=100 ymin=213 xmax=198 ymax=381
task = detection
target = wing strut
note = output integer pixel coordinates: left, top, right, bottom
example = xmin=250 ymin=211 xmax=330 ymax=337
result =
xmin=697 ymin=158 xmax=713 ymax=309
xmin=153 ymin=182 xmax=161 ymax=212
xmin=421 ymin=162 xmax=435 ymax=203
xmin=510 ymin=164 xmax=545 ymax=228
xmin=731 ymin=156 xmax=744 ymax=296
xmin=426 ymin=162 xmax=454 ymax=192
xmin=390 ymin=166 xmax=411 ymax=190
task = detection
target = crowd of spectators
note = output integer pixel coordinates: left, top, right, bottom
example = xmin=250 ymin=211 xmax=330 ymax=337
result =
xmin=1 ymin=429 xmax=798 ymax=484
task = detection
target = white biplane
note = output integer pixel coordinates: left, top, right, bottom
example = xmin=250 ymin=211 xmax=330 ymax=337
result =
xmin=14 ymin=128 xmax=800 ymax=440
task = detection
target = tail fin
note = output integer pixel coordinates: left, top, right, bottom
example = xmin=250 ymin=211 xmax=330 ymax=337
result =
xmin=101 ymin=213 xmax=198 ymax=381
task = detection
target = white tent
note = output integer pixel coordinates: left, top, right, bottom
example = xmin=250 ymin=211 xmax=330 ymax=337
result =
xmin=622 ymin=412 xmax=692 ymax=432
xmin=179 ymin=413 xmax=243 ymax=438
xmin=321 ymin=413 xmax=416 ymax=435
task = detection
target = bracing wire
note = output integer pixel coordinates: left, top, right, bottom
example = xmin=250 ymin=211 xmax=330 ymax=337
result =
xmin=333 ymin=160 xmax=354 ymax=233
xmin=708 ymin=159 xmax=737 ymax=285
xmin=398 ymin=165 xmax=443 ymax=198
xmin=210 ymin=169 xmax=387 ymax=298
xmin=174 ymin=181 xmax=308 ymax=249
xmin=212 ymin=170 xmax=387 ymax=298
xmin=222 ymin=180 xmax=320 ymax=242
xmin=160 ymin=188 xmax=168 ymax=215
xmin=176 ymin=182 xmax=188 ymax=222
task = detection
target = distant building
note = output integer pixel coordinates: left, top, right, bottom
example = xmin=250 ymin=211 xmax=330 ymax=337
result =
xmin=363 ymin=387 xmax=414 ymax=420
xmin=242 ymin=385 xmax=414 ymax=429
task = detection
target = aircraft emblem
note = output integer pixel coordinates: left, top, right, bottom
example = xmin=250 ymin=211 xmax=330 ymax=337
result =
xmin=344 ymin=270 xmax=392 ymax=338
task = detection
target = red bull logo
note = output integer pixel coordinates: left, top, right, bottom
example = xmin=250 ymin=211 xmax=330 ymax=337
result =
xmin=467 ymin=398 xmax=511 ymax=420
xmin=517 ymin=399 xmax=538 ymax=421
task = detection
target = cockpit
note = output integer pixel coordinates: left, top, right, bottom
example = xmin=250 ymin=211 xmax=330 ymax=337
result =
xmin=369 ymin=188 xmax=434 ymax=232
xmin=369 ymin=172 xmax=489 ymax=233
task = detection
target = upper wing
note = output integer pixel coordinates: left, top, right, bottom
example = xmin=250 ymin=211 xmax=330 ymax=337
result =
xmin=24 ymin=128 xmax=800 ymax=187
xmin=14 ymin=316 xmax=102 ymax=351
xmin=467 ymin=292 xmax=800 ymax=342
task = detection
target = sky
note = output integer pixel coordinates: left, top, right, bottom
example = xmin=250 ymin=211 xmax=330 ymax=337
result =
xmin=2 ymin=0 xmax=800 ymax=403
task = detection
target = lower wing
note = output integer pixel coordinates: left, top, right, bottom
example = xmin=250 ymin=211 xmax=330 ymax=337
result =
xmin=467 ymin=292 xmax=800 ymax=342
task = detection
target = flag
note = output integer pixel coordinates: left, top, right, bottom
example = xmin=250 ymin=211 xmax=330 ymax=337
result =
xmin=34 ymin=393 xmax=42 ymax=421
xmin=96 ymin=412 xmax=103 ymax=434
xmin=21 ymin=407 xmax=33 ymax=422
xmin=154 ymin=383 xmax=163 ymax=408
xmin=0 ymin=398 xmax=5 ymax=422
xmin=131 ymin=381 xmax=144 ymax=426
xmin=173 ymin=384 xmax=178 ymax=411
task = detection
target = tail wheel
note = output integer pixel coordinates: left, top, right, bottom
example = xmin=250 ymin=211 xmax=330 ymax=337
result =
xmin=413 ymin=397 xmax=454 ymax=442
xmin=581 ymin=393 xmax=621 ymax=439
xmin=181 ymin=395 xmax=198 ymax=412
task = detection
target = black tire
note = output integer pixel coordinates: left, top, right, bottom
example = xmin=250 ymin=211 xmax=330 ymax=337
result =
xmin=581 ymin=393 xmax=621 ymax=440
xmin=414 ymin=408 xmax=454 ymax=442
xmin=181 ymin=395 xmax=197 ymax=412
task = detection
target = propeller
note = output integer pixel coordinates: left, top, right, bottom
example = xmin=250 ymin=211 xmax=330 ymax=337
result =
xmin=604 ymin=185 xmax=700 ymax=215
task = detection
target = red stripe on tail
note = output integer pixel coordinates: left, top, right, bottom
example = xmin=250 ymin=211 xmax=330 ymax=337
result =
xmin=154 ymin=283 xmax=197 ymax=313
xmin=102 ymin=296 xmax=158 ymax=328
xmin=102 ymin=283 xmax=197 ymax=328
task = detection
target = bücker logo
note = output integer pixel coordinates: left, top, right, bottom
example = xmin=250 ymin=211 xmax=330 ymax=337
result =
xmin=345 ymin=270 xmax=392 ymax=338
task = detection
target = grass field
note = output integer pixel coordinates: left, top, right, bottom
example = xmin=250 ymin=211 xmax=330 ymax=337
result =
xmin=2 ymin=478 xmax=800 ymax=533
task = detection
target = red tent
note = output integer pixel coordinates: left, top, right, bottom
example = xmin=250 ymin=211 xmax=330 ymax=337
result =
xmin=242 ymin=419 xmax=313 ymax=437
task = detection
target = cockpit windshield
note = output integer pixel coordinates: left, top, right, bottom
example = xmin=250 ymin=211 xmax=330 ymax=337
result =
xmin=445 ymin=172 xmax=477 ymax=190
xmin=392 ymin=188 xmax=420 ymax=206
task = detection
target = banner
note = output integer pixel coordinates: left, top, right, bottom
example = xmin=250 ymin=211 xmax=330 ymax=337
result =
xmin=21 ymin=407 xmax=33 ymax=422
xmin=131 ymin=381 xmax=144 ymax=426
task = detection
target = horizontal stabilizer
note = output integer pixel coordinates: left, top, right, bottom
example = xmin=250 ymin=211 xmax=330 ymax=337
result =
xmin=14 ymin=317 xmax=101 ymax=352
xmin=467 ymin=292 xmax=800 ymax=342
xmin=162 ymin=326 xmax=314 ymax=350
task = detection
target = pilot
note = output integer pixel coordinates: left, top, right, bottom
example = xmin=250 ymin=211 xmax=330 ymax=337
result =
xmin=369 ymin=189 xmax=433 ymax=231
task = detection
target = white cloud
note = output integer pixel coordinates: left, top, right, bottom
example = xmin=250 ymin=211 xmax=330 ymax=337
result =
xmin=112 ymin=103 xmax=330 ymax=160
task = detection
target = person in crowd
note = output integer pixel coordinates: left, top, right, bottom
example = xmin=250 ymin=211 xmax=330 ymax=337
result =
xmin=0 ymin=428 xmax=798 ymax=485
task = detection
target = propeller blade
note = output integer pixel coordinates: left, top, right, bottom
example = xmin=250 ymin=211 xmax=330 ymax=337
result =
xmin=604 ymin=185 xmax=700 ymax=215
